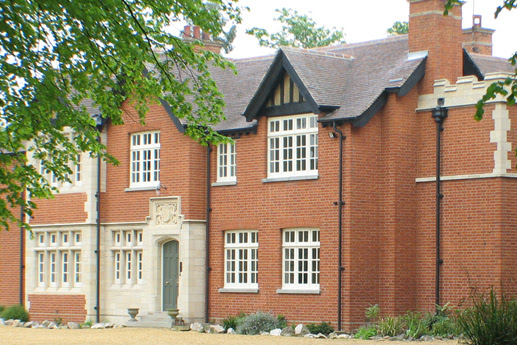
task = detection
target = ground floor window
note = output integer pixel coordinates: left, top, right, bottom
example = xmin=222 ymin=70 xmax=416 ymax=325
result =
xmin=282 ymin=228 xmax=320 ymax=291
xmin=224 ymin=230 xmax=258 ymax=289
xmin=34 ymin=230 xmax=82 ymax=289
xmin=111 ymin=229 xmax=144 ymax=285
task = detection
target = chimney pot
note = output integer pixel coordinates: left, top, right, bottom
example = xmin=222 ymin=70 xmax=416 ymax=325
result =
xmin=183 ymin=25 xmax=191 ymax=38
xmin=202 ymin=32 xmax=210 ymax=40
xmin=473 ymin=15 xmax=482 ymax=27
xmin=193 ymin=26 xmax=201 ymax=39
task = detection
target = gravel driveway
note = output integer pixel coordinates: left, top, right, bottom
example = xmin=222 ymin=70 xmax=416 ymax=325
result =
xmin=1 ymin=327 xmax=460 ymax=345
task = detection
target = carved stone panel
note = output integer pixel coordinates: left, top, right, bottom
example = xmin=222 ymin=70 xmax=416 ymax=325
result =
xmin=149 ymin=197 xmax=181 ymax=227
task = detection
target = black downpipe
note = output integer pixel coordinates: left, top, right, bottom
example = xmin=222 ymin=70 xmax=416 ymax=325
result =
xmin=332 ymin=122 xmax=346 ymax=331
xmin=20 ymin=189 xmax=25 ymax=306
xmin=431 ymin=99 xmax=447 ymax=312
xmin=95 ymin=135 xmax=102 ymax=323
xmin=205 ymin=146 xmax=212 ymax=323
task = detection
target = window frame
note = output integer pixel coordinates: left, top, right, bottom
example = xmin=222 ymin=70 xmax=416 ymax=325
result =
xmin=223 ymin=230 xmax=259 ymax=291
xmin=280 ymin=228 xmax=320 ymax=292
xmin=267 ymin=113 xmax=319 ymax=179
xmin=130 ymin=131 xmax=161 ymax=189
xmin=216 ymin=142 xmax=237 ymax=183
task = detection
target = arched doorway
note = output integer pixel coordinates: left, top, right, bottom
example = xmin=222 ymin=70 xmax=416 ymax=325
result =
xmin=162 ymin=240 xmax=179 ymax=310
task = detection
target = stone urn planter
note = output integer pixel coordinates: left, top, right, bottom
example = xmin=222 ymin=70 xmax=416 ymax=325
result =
xmin=127 ymin=308 xmax=139 ymax=321
xmin=167 ymin=308 xmax=179 ymax=325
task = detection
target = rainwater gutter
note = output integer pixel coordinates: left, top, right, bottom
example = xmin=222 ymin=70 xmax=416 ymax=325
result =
xmin=205 ymin=145 xmax=212 ymax=323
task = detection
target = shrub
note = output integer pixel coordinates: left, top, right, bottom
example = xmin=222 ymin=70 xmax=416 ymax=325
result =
xmin=377 ymin=316 xmax=405 ymax=337
xmin=403 ymin=311 xmax=426 ymax=339
xmin=365 ymin=304 xmax=380 ymax=322
xmin=0 ymin=305 xmax=5 ymax=314
xmin=306 ymin=321 xmax=334 ymax=335
xmin=276 ymin=314 xmax=288 ymax=329
xmin=235 ymin=312 xmax=281 ymax=335
xmin=354 ymin=326 xmax=377 ymax=339
xmin=222 ymin=312 xmax=245 ymax=331
xmin=1 ymin=305 xmax=29 ymax=322
xmin=457 ymin=289 xmax=517 ymax=345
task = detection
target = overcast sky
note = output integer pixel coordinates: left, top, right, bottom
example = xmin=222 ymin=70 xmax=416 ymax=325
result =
xmin=219 ymin=0 xmax=517 ymax=60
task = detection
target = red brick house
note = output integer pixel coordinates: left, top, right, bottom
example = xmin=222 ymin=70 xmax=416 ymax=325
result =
xmin=1 ymin=0 xmax=516 ymax=331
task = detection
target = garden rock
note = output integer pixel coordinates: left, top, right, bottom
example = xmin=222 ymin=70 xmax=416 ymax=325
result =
xmin=48 ymin=322 xmax=58 ymax=329
xmin=390 ymin=334 xmax=405 ymax=341
xmin=190 ymin=322 xmax=203 ymax=332
xmin=91 ymin=323 xmax=105 ymax=329
xmin=68 ymin=322 xmax=79 ymax=329
xmin=260 ymin=331 xmax=269 ymax=336
xmin=41 ymin=320 xmax=51 ymax=328
xmin=420 ymin=335 xmax=434 ymax=341
xmin=23 ymin=321 xmax=34 ymax=328
xmin=294 ymin=324 xmax=309 ymax=336
xmin=281 ymin=327 xmax=295 ymax=337
xmin=270 ymin=328 xmax=282 ymax=336
xmin=0 ymin=318 xmax=5 ymax=326
xmin=104 ymin=323 xmax=115 ymax=329
xmin=11 ymin=320 xmax=21 ymax=327
xmin=209 ymin=325 xmax=224 ymax=333
xmin=226 ymin=328 xmax=236 ymax=334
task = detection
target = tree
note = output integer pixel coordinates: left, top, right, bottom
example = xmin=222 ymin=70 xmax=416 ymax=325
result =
xmin=444 ymin=0 xmax=517 ymax=120
xmin=246 ymin=8 xmax=345 ymax=49
xmin=387 ymin=21 xmax=408 ymax=36
xmin=0 ymin=0 xmax=243 ymax=231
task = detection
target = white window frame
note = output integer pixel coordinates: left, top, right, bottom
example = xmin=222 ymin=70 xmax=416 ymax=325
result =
xmin=62 ymin=252 xmax=69 ymax=286
xmin=34 ymin=230 xmax=83 ymax=290
xmin=74 ymin=251 xmax=82 ymax=287
xmin=267 ymin=114 xmax=319 ymax=179
xmin=37 ymin=252 xmax=45 ymax=287
xmin=217 ymin=142 xmax=237 ymax=183
xmin=130 ymin=131 xmax=160 ymax=188
xmin=281 ymin=228 xmax=320 ymax=292
xmin=223 ymin=230 xmax=258 ymax=290
xmin=111 ymin=229 xmax=144 ymax=286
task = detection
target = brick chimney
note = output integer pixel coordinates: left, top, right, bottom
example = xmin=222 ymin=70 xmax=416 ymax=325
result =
xmin=462 ymin=15 xmax=495 ymax=55
xmin=182 ymin=25 xmax=223 ymax=54
xmin=408 ymin=0 xmax=463 ymax=93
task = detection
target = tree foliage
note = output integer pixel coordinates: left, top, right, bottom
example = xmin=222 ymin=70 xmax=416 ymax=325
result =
xmin=0 ymin=0 xmax=243 ymax=231
xmin=444 ymin=0 xmax=517 ymax=120
xmin=387 ymin=21 xmax=408 ymax=36
xmin=246 ymin=8 xmax=345 ymax=49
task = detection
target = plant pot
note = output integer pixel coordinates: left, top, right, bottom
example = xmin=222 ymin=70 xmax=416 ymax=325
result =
xmin=127 ymin=308 xmax=139 ymax=321
xmin=167 ymin=308 xmax=179 ymax=325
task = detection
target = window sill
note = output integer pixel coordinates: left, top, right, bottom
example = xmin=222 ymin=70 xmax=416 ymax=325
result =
xmin=218 ymin=287 xmax=259 ymax=294
xmin=124 ymin=186 xmax=159 ymax=192
xmin=276 ymin=288 xmax=320 ymax=295
xmin=262 ymin=175 xmax=319 ymax=183
xmin=212 ymin=181 xmax=237 ymax=187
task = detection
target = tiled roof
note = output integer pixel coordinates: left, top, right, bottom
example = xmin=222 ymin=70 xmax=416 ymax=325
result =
xmin=214 ymin=35 xmax=427 ymax=130
xmin=467 ymin=52 xmax=515 ymax=77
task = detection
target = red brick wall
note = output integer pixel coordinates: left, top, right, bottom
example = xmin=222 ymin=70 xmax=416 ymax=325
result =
xmin=102 ymin=100 xmax=206 ymax=223
xmin=31 ymin=193 xmax=88 ymax=225
xmin=28 ymin=294 xmax=87 ymax=323
xmin=209 ymin=114 xmax=344 ymax=326
xmin=0 ymin=219 xmax=22 ymax=307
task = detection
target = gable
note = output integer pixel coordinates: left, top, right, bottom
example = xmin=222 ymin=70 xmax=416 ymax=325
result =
xmin=243 ymin=50 xmax=320 ymax=121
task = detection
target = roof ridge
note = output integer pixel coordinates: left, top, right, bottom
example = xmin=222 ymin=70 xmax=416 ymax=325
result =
xmin=229 ymin=54 xmax=276 ymax=63
xmin=319 ymin=34 xmax=408 ymax=52
xmin=281 ymin=47 xmax=354 ymax=60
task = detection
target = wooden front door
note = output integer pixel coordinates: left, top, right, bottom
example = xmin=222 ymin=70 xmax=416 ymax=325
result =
xmin=163 ymin=241 xmax=179 ymax=310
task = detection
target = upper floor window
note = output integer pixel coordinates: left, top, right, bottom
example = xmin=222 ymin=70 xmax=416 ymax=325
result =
xmin=267 ymin=114 xmax=318 ymax=179
xmin=130 ymin=131 xmax=160 ymax=188
xmin=217 ymin=142 xmax=236 ymax=183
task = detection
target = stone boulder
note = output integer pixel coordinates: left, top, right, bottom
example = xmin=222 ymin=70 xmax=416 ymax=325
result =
xmin=281 ymin=326 xmax=295 ymax=337
xmin=270 ymin=328 xmax=282 ymax=336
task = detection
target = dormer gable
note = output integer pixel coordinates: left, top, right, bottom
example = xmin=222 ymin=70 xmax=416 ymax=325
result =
xmin=243 ymin=50 xmax=323 ymax=121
